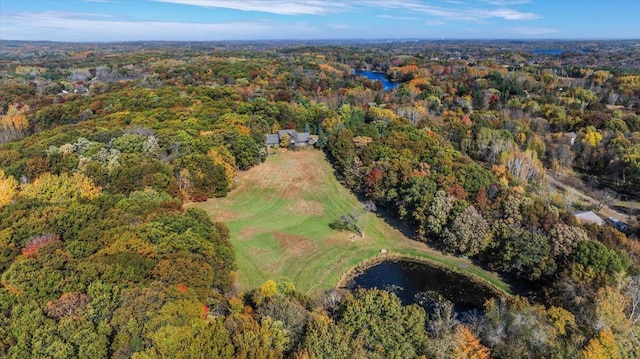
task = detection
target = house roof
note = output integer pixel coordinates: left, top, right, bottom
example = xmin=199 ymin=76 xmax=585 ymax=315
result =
xmin=574 ymin=211 xmax=605 ymax=225
xmin=277 ymin=129 xmax=310 ymax=143
xmin=266 ymin=134 xmax=279 ymax=145
xmin=295 ymin=132 xmax=310 ymax=142
xmin=278 ymin=129 xmax=298 ymax=141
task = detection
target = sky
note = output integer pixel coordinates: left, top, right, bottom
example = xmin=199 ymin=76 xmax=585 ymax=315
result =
xmin=0 ymin=0 xmax=638 ymax=42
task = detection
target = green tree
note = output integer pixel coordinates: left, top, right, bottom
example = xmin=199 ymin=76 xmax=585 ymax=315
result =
xmin=337 ymin=289 xmax=427 ymax=358
xmin=574 ymin=240 xmax=628 ymax=277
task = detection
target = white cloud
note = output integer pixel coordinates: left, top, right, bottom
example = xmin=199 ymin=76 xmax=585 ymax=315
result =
xmin=151 ymin=0 xmax=539 ymax=21
xmin=484 ymin=8 xmax=538 ymax=20
xmin=0 ymin=11 xmax=321 ymax=41
xmin=359 ymin=1 xmax=539 ymax=21
xmin=151 ymin=0 xmax=349 ymax=15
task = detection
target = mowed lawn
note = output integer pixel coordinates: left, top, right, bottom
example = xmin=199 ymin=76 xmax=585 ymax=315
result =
xmin=193 ymin=149 xmax=511 ymax=296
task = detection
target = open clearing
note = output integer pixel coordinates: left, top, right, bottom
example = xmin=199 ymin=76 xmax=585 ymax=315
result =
xmin=193 ymin=149 xmax=511 ymax=296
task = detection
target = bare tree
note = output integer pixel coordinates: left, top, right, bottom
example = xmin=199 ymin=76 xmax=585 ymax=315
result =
xmin=592 ymin=189 xmax=616 ymax=211
xmin=623 ymin=276 xmax=640 ymax=325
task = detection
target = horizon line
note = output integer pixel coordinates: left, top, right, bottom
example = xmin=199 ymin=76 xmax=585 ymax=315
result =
xmin=2 ymin=38 xmax=640 ymax=44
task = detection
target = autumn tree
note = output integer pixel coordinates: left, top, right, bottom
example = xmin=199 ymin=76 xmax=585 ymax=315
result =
xmin=21 ymin=172 xmax=102 ymax=202
xmin=0 ymin=104 xmax=30 ymax=143
xmin=453 ymin=325 xmax=490 ymax=359
xmin=442 ymin=205 xmax=492 ymax=256
xmin=548 ymin=223 xmax=589 ymax=258
xmin=209 ymin=146 xmax=237 ymax=190
xmin=583 ymin=328 xmax=621 ymax=359
xmin=0 ymin=169 xmax=18 ymax=207
xmin=44 ymin=292 xmax=91 ymax=319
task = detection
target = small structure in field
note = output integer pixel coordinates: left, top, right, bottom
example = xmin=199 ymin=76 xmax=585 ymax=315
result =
xmin=607 ymin=217 xmax=628 ymax=232
xmin=574 ymin=210 xmax=605 ymax=225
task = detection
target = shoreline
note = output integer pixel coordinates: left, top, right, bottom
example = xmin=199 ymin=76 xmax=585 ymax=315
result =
xmin=335 ymin=252 xmax=511 ymax=299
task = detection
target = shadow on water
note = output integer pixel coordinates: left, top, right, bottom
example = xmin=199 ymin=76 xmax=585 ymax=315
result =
xmin=347 ymin=259 xmax=500 ymax=313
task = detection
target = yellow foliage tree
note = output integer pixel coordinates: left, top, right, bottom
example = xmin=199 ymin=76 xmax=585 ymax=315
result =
xmin=21 ymin=172 xmax=101 ymax=203
xmin=583 ymin=329 xmax=621 ymax=359
xmin=253 ymin=279 xmax=278 ymax=306
xmin=209 ymin=147 xmax=237 ymax=190
xmin=453 ymin=325 xmax=490 ymax=359
xmin=0 ymin=170 xmax=18 ymax=208
xmin=72 ymin=173 xmax=102 ymax=199
xmin=594 ymin=286 xmax=631 ymax=334
xmin=547 ymin=306 xmax=575 ymax=335
xmin=583 ymin=126 xmax=603 ymax=147
xmin=279 ymin=133 xmax=291 ymax=148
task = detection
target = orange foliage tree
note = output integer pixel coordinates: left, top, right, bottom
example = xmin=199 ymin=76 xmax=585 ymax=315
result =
xmin=453 ymin=325 xmax=490 ymax=359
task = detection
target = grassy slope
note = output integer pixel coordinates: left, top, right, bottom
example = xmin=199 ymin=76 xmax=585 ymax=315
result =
xmin=193 ymin=149 xmax=511 ymax=296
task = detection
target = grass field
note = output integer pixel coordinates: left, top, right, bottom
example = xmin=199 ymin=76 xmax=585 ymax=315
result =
xmin=192 ymin=149 xmax=512 ymax=296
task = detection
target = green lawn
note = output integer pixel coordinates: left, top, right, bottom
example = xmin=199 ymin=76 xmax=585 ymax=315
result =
xmin=193 ymin=149 xmax=512 ymax=296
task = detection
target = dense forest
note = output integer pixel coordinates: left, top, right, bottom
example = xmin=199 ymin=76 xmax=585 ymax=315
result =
xmin=1 ymin=40 xmax=639 ymax=358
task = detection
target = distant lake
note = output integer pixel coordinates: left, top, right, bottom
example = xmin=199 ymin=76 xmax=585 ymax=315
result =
xmin=347 ymin=259 xmax=500 ymax=312
xmin=354 ymin=69 xmax=400 ymax=91
xmin=533 ymin=49 xmax=564 ymax=55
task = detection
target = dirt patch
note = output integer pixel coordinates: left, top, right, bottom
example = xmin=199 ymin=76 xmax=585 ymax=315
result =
xmin=287 ymin=200 xmax=324 ymax=217
xmin=239 ymin=149 xmax=328 ymax=198
xmin=274 ymin=231 xmax=316 ymax=256
xmin=211 ymin=207 xmax=239 ymax=221
xmin=240 ymin=227 xmax=262 ymax=239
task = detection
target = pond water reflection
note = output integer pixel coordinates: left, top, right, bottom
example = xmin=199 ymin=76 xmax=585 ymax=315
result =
xmin=347 ymin=259 xmax=499 ymax=312
xmin=354 ymin=69 xmax=400 ymax=91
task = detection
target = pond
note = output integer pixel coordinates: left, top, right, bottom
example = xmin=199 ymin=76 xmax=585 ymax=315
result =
xmin=347 ymin=259 xmax=500 ymax=312
xmin=354 ymin=69 xmax=400 ymax=91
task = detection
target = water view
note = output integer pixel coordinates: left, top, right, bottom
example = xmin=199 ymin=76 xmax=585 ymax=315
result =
xmin=354 ymin=69 xmax=400 ymax=91
xmin=347 ymin=259 xmax=500 ymax=312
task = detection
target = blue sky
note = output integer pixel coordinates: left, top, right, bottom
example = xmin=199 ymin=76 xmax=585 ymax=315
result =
xmin=0 ymin=0 xmax=638 ymax=42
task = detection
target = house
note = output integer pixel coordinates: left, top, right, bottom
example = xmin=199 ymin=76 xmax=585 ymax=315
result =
xmin=574 ymin=211 xmax=605 ymax=225
xmin=265 ymin=129 xmax=316 ymax=147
